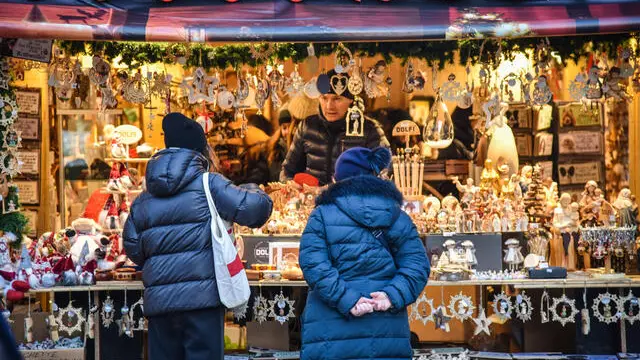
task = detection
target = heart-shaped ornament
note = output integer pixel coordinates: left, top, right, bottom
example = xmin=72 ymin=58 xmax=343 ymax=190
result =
xmin=330 ymin=74 xmax=347 ymax=96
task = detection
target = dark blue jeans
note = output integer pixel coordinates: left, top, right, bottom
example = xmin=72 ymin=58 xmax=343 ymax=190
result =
xmin=148 ymin=307 xmax=224 ymax=360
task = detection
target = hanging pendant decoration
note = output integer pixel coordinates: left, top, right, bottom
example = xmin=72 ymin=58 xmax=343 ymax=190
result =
xmin=86 ymin=291 xmax=98 ymax=340
xmin=129 ymin=296 xmax=145 ymax=332
xmin=492 ymin=292 xmax=513 ymax=321
xmin=423 ymin=93 xmax=454 ymax=149
xmin=334 ymin=42 xmax=355 ymax=75
xmin=569 ymin=72 xmax=588 ymax=101
xmin=48 ymin=57 xmax=81 ymax=102
xmin=2 ymin=126 xmax=22 ymax=150
xmin=122 ymin=72 xmax=150 ymax=105
xmin=250 ymin=43 xmax=275 ymax=62
xmin=150 ymin=72 xmax=172 ymax=100
xmin=253 ymin=75 xmax=270 ymax=114
xmin=347 ymin=60 xmax=364 ymax=96
xmin=532 ymin=76 xmax=553 ymax=106
xmin=585 ymin=67 xmax=603 ymax=100
xmin=619 ymin=290 xmax=640 ymax=325
xmin=540 ymin=290 xmax=551 ymax=323
xmin=441 ymin=73 xmax=462 ymax=102
xmin=501 ymin=72 xmax=521 ymax=103
xmin=591 ymin=292 xmax=621 ymax=324
xmin=365 ymin=60 xmax=388 ymax=98
xmin=88 ymin=56 xmax=111 ymax=87
xmin=581 ymin=288 xmax=590 ymax=335
xmin=0 ymin=95 xmax=18 ymax=127
xmin=181 ymin=67 xmax=218 ymax=104
xmin=0 ymin=152 xmax=20 ymax=178
xmin=267 ymin=63 xmax=285 ymax=93
xmin=117 ymin=289 xmax=134 ymax=338
xmin=457 ymin=66 xmax=474 ymax=109
xmin=619 ymin=47 xmax=634 ymax=78
xmin=55 ymin=300 xmax=86 ymax=337
xmin=46 ymin=312 xmax=59 ymax=341
xmin=253 ymin=295 xmax=269 ymax=324
xmin=217 ymin=87 xmax=235 ymax=111
xmin=411 ymin=294 xmax=435 ymax=325
xmin=345 ymin=96 xmax=365 ymax=137
xmin=0 ymin=58 xmax=10 ymax=91
xmin=330 ymin=73 xmax=348 ymax=96
xmin=402 ymin=61 xmax=415 ymax=94
xmin=472 ymin=307 xmax=492 ymax=336
xmin=164 ymin=43 xmax=191 ymax=66
xmin=448 ymin=292 xmax=475 ymax=321
xmin=434 ymin=305 xmax=453 ymax=332
xmin=285 ymin=64 xmax=305 ymax=97
xmin=24 ymin=296 xmax=33 ymax=343
xmin=268 ymin=291 xmax=296 ymax=325
xmin=233 ymin=302 xmax=249 ymax=321
xmin=551 ymin=293 xmax=579 ymax=327
xmin=515 ymin=291 xmax=533 ymax=322
xmin=102 ymin=294 xmax=115 ymax=328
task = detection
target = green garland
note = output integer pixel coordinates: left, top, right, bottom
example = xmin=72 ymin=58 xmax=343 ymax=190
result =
xmin=57 ymin=33 xmax=636 ymax=71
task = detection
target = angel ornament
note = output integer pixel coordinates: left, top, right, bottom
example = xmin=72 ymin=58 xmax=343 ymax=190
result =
xmin=585 ymin=67 xmax=603 ymax=100
xmin=484 ymin=92 xmax=519 ymax=177
xmin=532 ymin=76 xmax=553 ymax=106
xmin=441 ymin=73 xmax=462 ymax=102
xmin=503 ymin=238 xmax=524 ymax=271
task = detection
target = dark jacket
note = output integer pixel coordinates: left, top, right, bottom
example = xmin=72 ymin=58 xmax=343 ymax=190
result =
xmin=123 ymin=148 xmax=273 ymax=317
xmin=299 ymin=175 xmax=429 ymax=360
xmin=0 ymin=313 xmax=20 ymax=360
xmin=280 ymin=112 xmax=389 ymax=185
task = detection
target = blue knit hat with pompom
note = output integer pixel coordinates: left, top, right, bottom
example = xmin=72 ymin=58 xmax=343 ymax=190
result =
xmin=334 ymin=147 xmax=391 ymax=182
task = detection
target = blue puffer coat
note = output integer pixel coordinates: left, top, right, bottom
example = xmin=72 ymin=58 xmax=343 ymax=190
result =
xmin=299 ymin=175 xmax=430 ymax=360
xmin=123 ymin=148 xmax=273 ymax=317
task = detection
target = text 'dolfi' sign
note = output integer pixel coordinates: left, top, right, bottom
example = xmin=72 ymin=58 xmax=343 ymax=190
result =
xmin=392 ymin=120 xmax=420 ymax=137
xmin=114 ymin=125 xmax=142 ymax=145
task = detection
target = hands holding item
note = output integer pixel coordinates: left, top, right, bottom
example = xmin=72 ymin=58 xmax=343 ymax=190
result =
xmin=350 ymin=292 xmax=392 ymax=317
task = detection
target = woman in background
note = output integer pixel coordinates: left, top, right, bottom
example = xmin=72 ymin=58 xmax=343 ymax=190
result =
xmin=299 ymin=146 xmax=429 ymax=360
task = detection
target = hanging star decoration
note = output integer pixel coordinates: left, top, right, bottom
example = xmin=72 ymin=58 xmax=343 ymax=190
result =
xmin=55 ymin=300 xmax=86 ymax=337
xmin=591 ymin=291 xmax=622 ymax=324
xmin=0 ymin=95 xmax=18 ymax=127
xmin=434 ymin=305 xmax=453 ymax=332
xmin=448 ymin=292 xmax=475 ymax=321
xmin=253 ymin=295 xmax=269 ymax=324
xmin=233 ymin=302 xmax=249 ymax=321
xmin=1 ymin=127 xmax=21 ymax=150
xmin=619 ymin=290 xmax=640 ymax=325
xmin=411 ymin=294 xmax=435 ymax=325
xmin=268 ymin=291 xmax=296 ymax=325
xmin=472 ymin=307 xmax=492 ymax=336
xmin=515 ymin=291 xmax=533 ymax=322
xmin=101 ymin=295 xmax=115 ymax=328
xmin=551 ymin=293 xmax=579 ymax=327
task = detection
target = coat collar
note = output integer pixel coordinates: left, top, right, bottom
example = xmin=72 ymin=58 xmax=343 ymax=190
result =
xmin=316 ymin=175 xmax=403 ymax=206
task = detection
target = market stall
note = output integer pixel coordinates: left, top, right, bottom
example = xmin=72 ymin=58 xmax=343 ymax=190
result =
xmin=0 ymin=0 xmax=639 ymax=359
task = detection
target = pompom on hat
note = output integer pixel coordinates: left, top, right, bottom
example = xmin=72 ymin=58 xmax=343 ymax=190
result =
xmin=334 ymin=147 xmax=391 ymax=182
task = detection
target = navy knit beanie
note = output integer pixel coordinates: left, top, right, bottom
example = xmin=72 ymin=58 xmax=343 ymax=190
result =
xmin=162 ymin=112 xmax=208 ymax=155
xmin=334 ymin=147 xmax=391 ymax=182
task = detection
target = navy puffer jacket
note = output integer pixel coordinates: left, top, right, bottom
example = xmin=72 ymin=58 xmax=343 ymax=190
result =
xmin=299 ymin=175 xmax=429 ymax=360
xmin=123 ymin=148 xmax=273 ymax=317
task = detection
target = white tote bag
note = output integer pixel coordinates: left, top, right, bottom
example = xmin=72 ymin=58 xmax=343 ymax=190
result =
xmin=202 ymin=173 xmax=251 ymax=309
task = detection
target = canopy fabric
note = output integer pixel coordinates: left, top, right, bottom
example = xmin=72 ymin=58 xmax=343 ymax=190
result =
xmin=0 ymin=0 xmax=638 ymax=42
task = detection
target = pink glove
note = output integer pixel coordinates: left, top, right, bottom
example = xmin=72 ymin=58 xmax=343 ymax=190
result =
xmin=370 ymin=292 xmax=392 ymax=312
xmin=350 ymin=297 xmax=375 ymax=317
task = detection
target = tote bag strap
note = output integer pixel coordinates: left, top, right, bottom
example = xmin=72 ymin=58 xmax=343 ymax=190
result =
xmin=202 ymin=173 xmax=224 ymax=239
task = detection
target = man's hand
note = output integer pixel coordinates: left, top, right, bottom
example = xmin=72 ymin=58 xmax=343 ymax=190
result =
xmin=370 ymin=292 xmax=392 ymax=312
xmin=350 ymin=297 xmax=376 ymax=317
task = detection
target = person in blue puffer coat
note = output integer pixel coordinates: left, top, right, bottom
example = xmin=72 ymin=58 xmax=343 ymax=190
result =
xmin=123 ymin=113 xmax=273 ymax=360
xmin=299 ymin=146 xmax=430 ymax=360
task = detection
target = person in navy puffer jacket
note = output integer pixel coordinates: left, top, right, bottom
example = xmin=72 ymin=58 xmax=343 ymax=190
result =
xmin=299 ymin=146 xmax=430 ymax=360
xmin=123 ymin=113 xmax=273 ymax=360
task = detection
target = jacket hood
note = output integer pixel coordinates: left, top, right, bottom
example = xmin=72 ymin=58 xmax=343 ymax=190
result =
xmin=316 ymin=175 xmax=403 ymax=228
xmin=145 ymin=148 xmax=208 ymax=197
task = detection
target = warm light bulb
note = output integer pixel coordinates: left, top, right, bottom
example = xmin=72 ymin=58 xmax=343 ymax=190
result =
xmin=423 ymin=96 xmax=454 ymax=149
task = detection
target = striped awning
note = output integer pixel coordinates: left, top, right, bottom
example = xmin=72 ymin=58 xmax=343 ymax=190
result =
xmin=0 ymin=0 xmax=638 ymax=42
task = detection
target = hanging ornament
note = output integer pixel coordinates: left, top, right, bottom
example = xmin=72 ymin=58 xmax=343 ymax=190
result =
xmin=619 ymin=290 xmax=640 ymax=325
xmin=591 ymin=291 xmax=621 ymax=324
xmin=102 ymin=294 xmax=115 ymax=328
xmin=457 ymin=66 xmax=474 ymax=109
xmin=181 ymin=67 xmax=218 ymax=104
xmin=164 ymin=43 xmax=191 ymax=65
xmin=0 ymin=58 xmax=9 ymax=91
xmin=304 ymin=78 xmax=321 ymax=99
xmin=88 ymin=56 xmax=111 ymax=87
xmin=581 ymin=288 xmax=590 ymax=335
xmin=99 ymin=84 xmax=118 ymax=111
xmin=46 ymin=312 xmax=59 ymax=342
xmin=347 ymin=60 xmax=364 ymax=96
xmin=411 ymin=294 xmax=435 ymax=325
xmin=334 ymin=42 xmax=354 ymax=74
xmin=217 ymin=87 xmax=235 ymax=111
xmin=515 ymin=291 xmax=533 ymax=322
xmin=24 ymin=296 xmax=33 ymax=343
xmin=423 ymin=93 xmax=454 ymax=149
xmin=86 ymin=291 xmax=97 ymax=340
xmin=330 ymin=72 xmax=348 ymax=97
xmin=267 ymin=63 xmax=285 ymax=92
xmin=448 ymin=292 xmax=475 ymax=321
xmin=122 ymin=72 xmax=150 ymax=105
xmin=619 ymin=47 xmax=634 ymax=78
xmin=233 ymin=302 xmax=248 ymax=321
xmin=117 ymin=289 xmax=133 ymax=338
xmin=252 ymin=295 xmax=269 ymax=324
xmin=472 ymin=307 xmax=492 ymax=336
xmin=236 ymin=73 xmax=251 ymax=103
xmin=585 ymin=67 xmax=603 ymax=100
xmin=434 ymin=305 xmax=453 ymax=332
xmin=441 ymin=73 xmax=462 ymax=102
xmin=365 ymin=60 xmax=388 ymax=98
xmin=150 ymin=72 xmax=172 ymax=99
xmin=402 ymin=61 xmax=415 ymax=94
xmin=0 ymin=152 xmax=20 ymax=177
xmin=492 ymin=292 xmax=513 ymax=321
xmin=129 ymin=296 xmax=145 ymax=332
xmin=540 ymin=290 xmax=551 ymax=323
xmin=268 ymin=291 xmax=296 ymax=325
xmin=253 ymin=76 xmax=270 ymax=115
xmin=2 ymin=126 xmax=22 ymax=150
xmin=532 ymin=76 xmax=553 ymax=106
xmin=250 ymin=43 xmax=275 ymax=62
xmin=569 ymin=72 xmax=588 ymax=101
xmin=0 ymin=95 xmax=18 ymax=127
xmin=285 ymin=64 xmax=305 ymax=97
xmin=551 ymin=292 xmax=579 ymax=327
xmin=55 ymin=300 xmax=86 ymax=337
xmin=501 ymin=72 xmax=521 ymax=103
xmin=48 ymin=57 xmax=81 ymax=102
xmin=345 ymin=96 xmax=365 ymax=137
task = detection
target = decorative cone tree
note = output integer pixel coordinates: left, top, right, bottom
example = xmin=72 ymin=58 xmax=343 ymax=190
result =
xmin=523 ymin=164 xmax=550 ymax=228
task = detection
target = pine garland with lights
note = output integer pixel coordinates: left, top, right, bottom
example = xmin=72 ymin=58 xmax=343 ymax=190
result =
xmin=57 ymin=33 xmax=636 ymax=70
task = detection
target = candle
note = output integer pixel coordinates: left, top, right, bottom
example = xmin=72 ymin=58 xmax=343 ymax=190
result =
xmin=412 ymin=158 xmax=419 ymax=196
xmin=392 ymin=157 xmax=401 ymax=190
xmin=419 ymin=160 xmax=424 ymax=196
